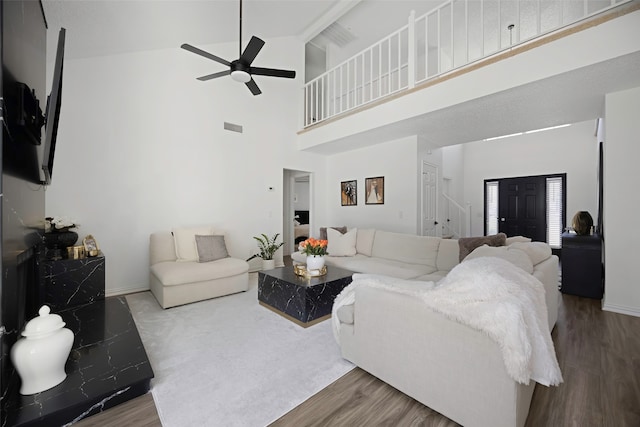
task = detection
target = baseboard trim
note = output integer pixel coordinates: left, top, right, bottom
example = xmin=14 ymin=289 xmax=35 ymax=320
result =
xmin=107 ymin=285 xmax=150 ymax=298
xmin=602 ymin=302 xmax=640 ymax=318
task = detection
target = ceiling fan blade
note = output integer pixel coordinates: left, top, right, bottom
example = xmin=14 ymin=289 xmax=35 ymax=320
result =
xmin=249 ymin=67 xmax=296 ymax=79
xmin=181 ymin=43 xmax=231 ymax=67
xmin=246 ymin=78 xmax=262 ymax=96
xmin=240 ymin=36 xmax=265 ymax=66
xmin=197 ymin=70 xmax=231 ymax=81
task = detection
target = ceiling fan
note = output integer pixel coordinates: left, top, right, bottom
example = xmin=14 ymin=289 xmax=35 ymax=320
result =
xmin=181 ymin=0 xmax=296 ymax=95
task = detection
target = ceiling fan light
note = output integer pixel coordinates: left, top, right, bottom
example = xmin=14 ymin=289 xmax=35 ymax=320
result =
xmin=231 ymin=70 xmax=251 ymax=83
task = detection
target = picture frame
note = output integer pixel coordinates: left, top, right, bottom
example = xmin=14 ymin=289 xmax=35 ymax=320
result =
xmin=83 ymin=234 xmax=100 ymax=257
xmin=341 ymin=180 xmax=357 ymax=206
xmin=365 ymin=176 xmax=384 ymax=205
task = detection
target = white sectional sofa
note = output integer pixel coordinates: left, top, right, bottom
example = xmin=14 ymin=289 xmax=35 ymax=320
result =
xmin=292 ymin=229 xmax=559 ymax=328
xmin=294 ymin=228 xmax=560 ymax=426
xmin=149 ymin=230 xmax=249 ymax=309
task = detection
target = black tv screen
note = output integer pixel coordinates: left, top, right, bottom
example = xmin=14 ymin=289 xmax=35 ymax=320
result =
xmin=42 ymin=27 xmax=66 ymax=185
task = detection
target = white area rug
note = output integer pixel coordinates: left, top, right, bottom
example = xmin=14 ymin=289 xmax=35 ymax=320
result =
xmin=126 ymin=274 xmax=354 ymax=427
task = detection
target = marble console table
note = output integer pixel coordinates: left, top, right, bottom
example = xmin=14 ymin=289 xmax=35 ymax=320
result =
xmin=40 ymin=252 xmax=106 ymax=311
xmin=2 ymin=297 xmax=154 ymax=426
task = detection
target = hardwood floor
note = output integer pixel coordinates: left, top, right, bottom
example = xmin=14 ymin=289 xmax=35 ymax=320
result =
xmin=73 ymin=393 xmax=161 ymax=427
xmin=73 ymin=292 xmax=640 ymax=427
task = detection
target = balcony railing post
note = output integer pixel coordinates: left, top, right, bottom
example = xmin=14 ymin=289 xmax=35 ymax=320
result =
xmin=408 ymin=10 xmax=416 ymax=89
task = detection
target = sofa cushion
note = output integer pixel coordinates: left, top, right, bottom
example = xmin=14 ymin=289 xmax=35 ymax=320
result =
xmin=464 ymin=245 xmax=534 ymax=274
xmin=327 ymin=228 xmax=357 ymax=256
xmin=172 ymin=225 xmax=215 ymax=262
xmin=195 ymin=235 xmax=229 ymax=263
xmin=436 ymin=238 xmax=460 ymax=272
xmin=319 ymin=226 xmax=347 ymax=241
xmin=150 ymin=232 xmax=178 ymax=265
xmin=151 ymin=257 xmax=248 ymax=286
xmin=506 ymin=235 xmax=532 ymax=245
xmin=336 ymin=257 xmax=435 ymax=279
xmin=371 ymin=231 xmax=441 ymax=268
xmin=356 ymin=228 xmax=376 ymax=256
xmin=415 ymin=271 xmax=449 ymax=282
xmin=508 ymin=241 xmax=552 ymax=265
xmin=458 ymin=233 xmax=506 ymax=262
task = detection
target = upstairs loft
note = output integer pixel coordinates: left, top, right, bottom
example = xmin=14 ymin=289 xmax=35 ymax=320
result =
xmin=299 ymin=0 xmax=640 ymax=154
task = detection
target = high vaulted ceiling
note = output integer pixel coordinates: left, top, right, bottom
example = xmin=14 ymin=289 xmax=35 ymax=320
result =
xmin=41 ymin=0 xmax=341 ymax=60
xmin=42 ymin=0 xmax=452 ymax=61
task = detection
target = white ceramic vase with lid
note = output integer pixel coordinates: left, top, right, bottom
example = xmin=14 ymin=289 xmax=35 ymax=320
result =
xmin=10 ymin=305 xmax=74 ymax=395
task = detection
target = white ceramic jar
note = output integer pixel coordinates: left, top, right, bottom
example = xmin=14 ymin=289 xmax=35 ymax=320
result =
xmin=10 ymin=305 xmax=74 ymax=395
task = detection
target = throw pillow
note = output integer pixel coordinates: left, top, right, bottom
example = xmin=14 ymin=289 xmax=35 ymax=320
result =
xmin=464 ymin=245 xmax=534 ymax=274
xmin=172 ymin=225 xmax=215 ymax=262
xmin=505 ymin=235 xmax=532 ymax=245
xmin=195 ymin=235 xmax=229 ymax=263
xmin=327 ymin=227 xmax=357 ymax=257
xmin=355 ymin=228 xmax=376 ymax=257
xmin=319 ymin=226 xmax=347 ymax=241
xmin=458 ymin=233 xmax=506 ymax=262
xmin=509 ymin=241 xmax=552 ymax=265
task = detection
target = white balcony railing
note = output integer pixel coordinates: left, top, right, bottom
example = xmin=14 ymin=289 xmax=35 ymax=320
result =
xmin=303 ymin=0 xmax=631 ymax=128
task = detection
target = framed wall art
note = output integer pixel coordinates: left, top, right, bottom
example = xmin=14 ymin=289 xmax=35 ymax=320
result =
xmin=365 ymin=176 xmax=384 ymax=205
xmin=341 ymin=180 xmax=357 ymax=206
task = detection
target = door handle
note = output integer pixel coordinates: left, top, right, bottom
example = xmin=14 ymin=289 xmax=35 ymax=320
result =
xmin=500 ymin=218 xmax=506 ymax=222
xmin=434 ymin=221 xmax=438 ymax=225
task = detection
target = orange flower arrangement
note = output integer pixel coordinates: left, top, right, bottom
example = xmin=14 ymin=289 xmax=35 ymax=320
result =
xmin=299 ymin=237 xmax=329 ymax=256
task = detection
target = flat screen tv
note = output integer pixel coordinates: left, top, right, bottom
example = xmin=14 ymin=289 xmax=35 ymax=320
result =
xmin=41 ymin=27 xmax=66 ymax=185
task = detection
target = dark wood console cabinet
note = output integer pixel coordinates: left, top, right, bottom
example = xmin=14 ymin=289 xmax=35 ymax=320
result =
xmin=561 ymin=232 xmax=603 ymax=299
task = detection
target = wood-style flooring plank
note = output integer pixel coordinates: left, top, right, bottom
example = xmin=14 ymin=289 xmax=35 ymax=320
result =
xmin=72 ymin=392 xmax=161 ymax=427
xmin=269 ymin=367 xmax=459 ymax=427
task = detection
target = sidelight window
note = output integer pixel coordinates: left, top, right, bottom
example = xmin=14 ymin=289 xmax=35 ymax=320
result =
xmin=546 ymin=177 xmax=563 ymax=248
xmin=485 ymin=181 xmax=499 ymax=236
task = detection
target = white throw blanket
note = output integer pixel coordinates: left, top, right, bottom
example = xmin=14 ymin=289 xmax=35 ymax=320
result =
xmin=332 ymin=257 xmax=563 ymax=386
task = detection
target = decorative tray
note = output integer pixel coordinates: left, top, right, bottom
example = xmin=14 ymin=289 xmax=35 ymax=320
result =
xmin=293 ymin=264 xmax=327 ymax=277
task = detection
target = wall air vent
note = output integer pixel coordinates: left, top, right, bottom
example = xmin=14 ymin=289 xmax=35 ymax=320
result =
xmin=224 ymin=122 xmax=243 ymax=133
xmin=319 ymin=21 xmax=357 ymax=48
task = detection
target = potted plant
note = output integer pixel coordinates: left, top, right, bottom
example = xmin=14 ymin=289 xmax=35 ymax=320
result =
xmin=249 ymin=233 xmax=284 ymax=270
xmin=299 ymin=237 xmax=328 ymax=271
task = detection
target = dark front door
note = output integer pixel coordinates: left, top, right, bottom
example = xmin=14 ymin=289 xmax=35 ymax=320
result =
xmin=498 ymin=176 xmax=546 ymax=242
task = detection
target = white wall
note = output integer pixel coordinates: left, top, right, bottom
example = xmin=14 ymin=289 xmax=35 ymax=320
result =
xmin=603 ymin=86 xmax=640 ymax=316
xmin=294 ymin=181 xmax=310 ymax=210
xmin=442 ymin=144 xmax=465 ymax=202
xmin=462 ymin=120 xmax=599 ymax=236
xmin=325 ymin=135 xmax=419 ymax=234
xmin=46 ymin=36 xmax=328 ymax=295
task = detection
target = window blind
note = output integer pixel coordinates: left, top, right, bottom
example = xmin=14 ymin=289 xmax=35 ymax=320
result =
xmin=486 ymin=181 xmax=499 ymax=236
xmin=547 ymin=177 xmax=563 ymax=248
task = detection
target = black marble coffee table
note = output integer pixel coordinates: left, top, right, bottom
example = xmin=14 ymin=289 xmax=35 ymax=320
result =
xmin=258 ymin=266 xmax=354 ymax=327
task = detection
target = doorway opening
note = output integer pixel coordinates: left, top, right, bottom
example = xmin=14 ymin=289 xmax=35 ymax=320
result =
xmin=283 ymin=169 xmax=312 ymax=256
xmin=421 ymin=162 xmax=440 ymax=237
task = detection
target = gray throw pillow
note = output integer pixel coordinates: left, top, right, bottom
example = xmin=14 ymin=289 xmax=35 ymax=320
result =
xmin=458 ymin=233 xmax=507 ymax=262
xmin=195 ymin=235 xmax=229 ymax=263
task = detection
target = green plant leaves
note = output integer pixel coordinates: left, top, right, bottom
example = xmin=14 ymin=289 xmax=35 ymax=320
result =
xmin=252 ymin=233 xmax=284 ymax=260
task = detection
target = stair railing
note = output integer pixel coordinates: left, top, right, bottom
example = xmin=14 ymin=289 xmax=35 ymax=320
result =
xmin=442 ymin=193 xmax=471 ymax=238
